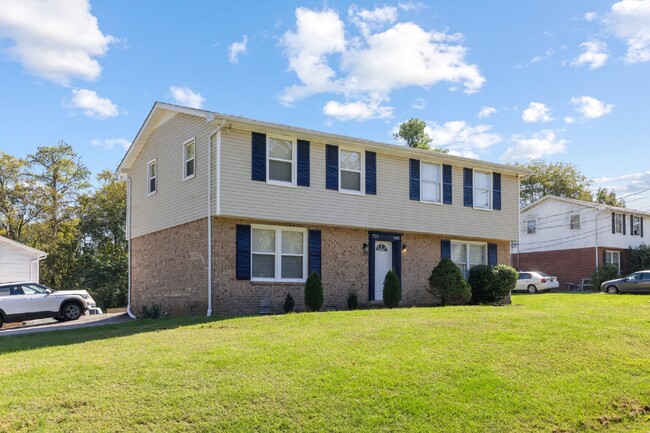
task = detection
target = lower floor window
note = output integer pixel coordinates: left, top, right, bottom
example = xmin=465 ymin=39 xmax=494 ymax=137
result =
xmin=251 ymin=226 xmax=307 ymax=281
xmin=605 ymin=250 xmax=620 ymax=270
xmin=451 ymin=241 xmax=487 ymax=278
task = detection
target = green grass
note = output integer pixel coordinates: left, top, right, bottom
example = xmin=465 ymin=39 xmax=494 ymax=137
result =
xmin=0 ymin=293 xmax=649 ymax=432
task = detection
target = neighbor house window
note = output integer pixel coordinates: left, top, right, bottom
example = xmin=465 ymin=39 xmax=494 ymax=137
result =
xmin=339 ymin=149 xmax=363 ymax=193
xmin=251 ymin=226 xmax=307 ymax=281
xmin=267 ymin=136 xmax=296 ymax=185
xmin=605 ymin=250 xmax=620 ymax=270
xmin=632 ymin=216 xmax=641 ymax=235
xmin=451 ymin=241 xmax=487 ymax=278
xmin=421 ymin=162 xmax=442 ymax=203
xmin=473 ymin=170 xmax=491 ymax=209
xmin=526 ymin=219 xmax=537 ymax=235
xmin=147 ymin=159 xmax=157 ymax=196
xmin=183 ymin=138 xmax=195 ymax=180
xmin=570 ymin=214 xmax=581 ymax=230
xmin=615 ymin=214 xmax=624 ymax=234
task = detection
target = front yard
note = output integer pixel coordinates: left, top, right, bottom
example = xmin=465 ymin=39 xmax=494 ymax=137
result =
xmin=0 ymin=293 xmax=648 ymax=432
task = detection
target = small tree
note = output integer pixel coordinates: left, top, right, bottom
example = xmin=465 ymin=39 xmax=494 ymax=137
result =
xmin=304 ymin=272 xmax=324 ymax=312
xmin=491 ymin=264 xmax=518 ymax=299
xmin=592 ymin=264 xmax=620 ymax=291
xmin=347 ymin=291 xmax=358 ymax=310
xmin=393 ymin=118 xmax=449 ymax=153
xmin=629 ymin=243 xmax=650 ymax=273
xmin=283 ymin=293 xmax=295 ymax=313
xmin=468 ymin=265 xmax=494 ymax=304
xmin=428 ymin=258 xmax=471 ymax=305
xmin=382 ymin=269 xmax=401 ymax=308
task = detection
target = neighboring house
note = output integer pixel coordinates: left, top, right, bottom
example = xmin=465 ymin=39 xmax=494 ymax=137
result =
xmin=512 ymin=195 xmax=647 ymax=288
xmin=117 ymin=102 xmax=529 ymax=316
xmin=0 ymin=236 xmax=47 ymax=284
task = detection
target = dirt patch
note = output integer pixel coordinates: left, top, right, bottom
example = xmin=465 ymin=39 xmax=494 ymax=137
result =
xmin=596 ymin=398 xmax=650 ymax=428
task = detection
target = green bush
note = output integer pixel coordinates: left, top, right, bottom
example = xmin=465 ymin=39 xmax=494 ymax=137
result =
xmin=283 ymin=293 xmax=295 ymax=313
xmin=468 ymin=265 xmax=494 ymax=304
xmin=347 ymin=291 xmax=358 ymax=310
xmin=304 ymin=272 xmax=324 ymax=312
xmin=382 ymin=269 xmax=401 ymax=308
xmin=428 ymin=258 xmax=471 ymax=306
xmin=629 ymin=243 xmax=650 ymax=273
xmin=592 ymin=264 xmax=620 ymax=291
xmin=142 ymin=303 xmax=161 ymax=319
xmin=492 ymin=264 xmax=518 ymax=297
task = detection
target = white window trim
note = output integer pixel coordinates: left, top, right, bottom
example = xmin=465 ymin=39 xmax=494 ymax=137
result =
xmin=615 ymin=213 xmax=624 ymax=234
xmin=526 ymin=219 xmax=537 ymax=235
xmin=182 ymin=137 xmax=196 ymax=181
xmin=420 ymin=161 xmax=443 ymax=205
xmin=250 ymin=224 xmax=308 ymax=283
xmin=147 ymin=158 xmax=157 ymax=197
xmin=450 ymin=240 xmax=488 ymax=277
xmin=338 ymin=147 xmax=365 ymax=195
xmin=473 ymin=170 xmax=492 ymax=210
xmin=632 ymin=216 xmax=641 ymax=236
xmin=605 ymin=250 xmax=621 ymax=270
xmin=570 ymin=213 xmax=581 ymax=230
xmin=266 ymin=134 xmax=297 ymax=188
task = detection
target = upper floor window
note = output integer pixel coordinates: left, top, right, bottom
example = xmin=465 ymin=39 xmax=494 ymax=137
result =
xmin=267 ymin=136 xmax=296 ymax=185
xmin=526 ymin=219 xmax=537 ymax=235
xmin=251 ymin=226 xmax=306 ymax=282
xmin=632 ymin=216 xmax=641 ymax=236
xmin=605 ymin=250 xmax=620 ymax=270
xmin=339 ymin=149 xmax=363 ymax=193
xmin=570 ymin=214 xmax=581 ymax=230
xmin=183 ymin=138 xmax=195 ymax=180
xmin=421 ymin=162 xmax=442 ymax=203
xmin=451 ymin=241 xmax=486 ymax=278
xmin=615 ymin=214 xmax=624 ymax=234
xmin=473 ymin=170 xmax=491 ymax=209
xmin=147 ymin=159 xmax=157 ymax=196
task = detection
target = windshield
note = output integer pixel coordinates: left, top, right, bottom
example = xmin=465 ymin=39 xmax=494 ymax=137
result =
xmin=21 ymin=284 xmax=49 ymax=295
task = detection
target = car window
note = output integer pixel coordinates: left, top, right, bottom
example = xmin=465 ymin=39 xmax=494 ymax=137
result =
xmin=536 ymin=271 xmax=550 ymax=277
xmin=20 ymin=284 xmax=47 ymax=295
xmin=627 ymin=273 xmax=642 ymax=281
xmin=9 ymin=286 xmax=24 ymax=295
xmin=0 ymin=286 xmax=10 ymax=296
xmin=518 ymin=273 xmax=531 ymax=279
xmin=642 ymin=273 xmax=650 ymax=280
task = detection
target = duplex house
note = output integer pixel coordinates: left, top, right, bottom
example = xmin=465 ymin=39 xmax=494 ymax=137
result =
xmin=117 ymin=102 xmax=528 ymax=316
xmin=0 ymin=236 xmax=47 ymax=284
xmin=512 ymin=195 xmax=647 ymax=287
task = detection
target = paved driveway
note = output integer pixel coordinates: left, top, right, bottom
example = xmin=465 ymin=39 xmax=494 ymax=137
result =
xmin=0 ymin=313 xmax=133 ymax=336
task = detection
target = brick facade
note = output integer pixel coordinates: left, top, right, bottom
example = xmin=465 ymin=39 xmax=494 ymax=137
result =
xmin=130 ymin=217 xmax=512 ymax=316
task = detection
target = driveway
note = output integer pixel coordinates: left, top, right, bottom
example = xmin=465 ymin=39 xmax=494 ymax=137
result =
xmin=0 ymin=312 xmax=133 ymax=336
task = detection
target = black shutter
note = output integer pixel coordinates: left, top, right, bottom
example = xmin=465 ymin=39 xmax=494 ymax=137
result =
xmin=623 ymin=215 xmax=626 ymax=235
xmin=463 ymin=168 xmax=473 ymax=207
xmin=443 ymin=164 xmax=452 ymax=205
xmin=493 ymin=173 xmax=501 ymax=210
xmin=602 ymin=249 xmax=606 ymax=265
xmin=251 ymin=132 xmax=266 ymax=181
xmin=441 ymin=240 xmax=451 ymax=259
xmin=488 ymin=243 xmax=498 ymax=266
xmin=308 ymin=230 xmax=322 ymax=277
xmin=326 ymin=145 xmax=338 ymax=190
xmin=631 ymin=215 xmax=635 ymax=235
xmin=612 ymin=212 xmax=616 ymax=234
xmin=236 ymin=225 xmax=251 ymax=280
xmin=297 ymin=139 xmax=310 ymax=187
xmin=642 ymin=217 xmax=644 ymax=238
xmin=409 ymin=159 xmax=420 ymax=201
xmin=365 ymin=151 xmax=376 ymax=195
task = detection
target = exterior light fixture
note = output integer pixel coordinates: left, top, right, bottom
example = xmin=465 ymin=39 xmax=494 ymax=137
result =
xmin=402 ymin=243 xmax=408 ymax=253
xmin=363 ymin=243 xmax=368 ymax=254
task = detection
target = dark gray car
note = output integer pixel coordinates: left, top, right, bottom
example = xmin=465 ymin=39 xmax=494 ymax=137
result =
xmin=601 ymin=270 xmax=650 ymax=294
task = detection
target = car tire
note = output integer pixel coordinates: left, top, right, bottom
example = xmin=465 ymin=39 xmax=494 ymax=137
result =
xmin=61 ymin=302 xmax=83 ymax=321
xmin=54 ymin=316 xmax=66 ymax=322
xmin=0 ymin=315 xmax=3 ymax=329
xmin=527 ymin=284 xmax=537 ymax=294
xmin=606 ymin=286 xmax=619 ymax=295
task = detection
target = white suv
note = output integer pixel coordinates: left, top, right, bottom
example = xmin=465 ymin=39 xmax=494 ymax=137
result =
xmin=0 ymin=282 xmax=97 ymax=328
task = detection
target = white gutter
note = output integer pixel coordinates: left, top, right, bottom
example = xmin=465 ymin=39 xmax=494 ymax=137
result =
xmin=207 ymin=119 xmax=226 ymax=316
xmin=125 ymin=176 xmax=136 ymax=319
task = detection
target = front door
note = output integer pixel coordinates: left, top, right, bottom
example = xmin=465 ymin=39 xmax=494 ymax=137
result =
xmin=374 ymin=241 xmax=393 ymax=301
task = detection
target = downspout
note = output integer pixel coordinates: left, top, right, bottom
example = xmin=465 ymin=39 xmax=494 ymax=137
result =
xmin=30 ymin=254 xmax=47 ymax=282
xmin=594 ymin=208 xmax=600 ymax=272
xmin=126 ymin=177 xmax=136 ymax=319
xmin=207 ymin=119 xmax=226 ymax=316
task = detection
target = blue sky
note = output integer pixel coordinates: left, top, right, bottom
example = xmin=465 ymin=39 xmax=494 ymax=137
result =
xmin=1 ymin=0 xmax=649 ymax=209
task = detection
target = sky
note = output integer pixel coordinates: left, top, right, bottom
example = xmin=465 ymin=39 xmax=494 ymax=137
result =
xmin=1 ymin=0 xmax=649 ymax=210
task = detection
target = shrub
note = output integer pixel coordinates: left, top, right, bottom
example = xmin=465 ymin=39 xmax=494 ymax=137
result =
xmin=468 ymin=265 xmax=494 ymax=304
xmin=592 ymin=264 xmax=620 ymax=291
xmin=142 ymin=303 xmax=161 ymax=319
xmin=304 ymin=272 xmax=324 ymax=312
xmin=347 ymin=291 xmax=358 ymax=310
xmin=492 ymin=264 xmax=518 ymax=297
xmin=382 ymin=269 xmax=401 ymax=308
xmin=283 ymin=293 xmax=295 ymax=313
xmin=428 ymin=258 xmax=471 ymax=306
xmin=629 ymin=243 xmax=650 ymax=273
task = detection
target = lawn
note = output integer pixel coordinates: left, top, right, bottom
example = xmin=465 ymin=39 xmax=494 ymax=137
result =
xmin=0 ymin=293 xmax=648 ymax=432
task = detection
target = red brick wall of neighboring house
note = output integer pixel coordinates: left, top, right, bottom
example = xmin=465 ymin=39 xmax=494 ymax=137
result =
xmin=131 ymin=217 xmax=512 ymax=316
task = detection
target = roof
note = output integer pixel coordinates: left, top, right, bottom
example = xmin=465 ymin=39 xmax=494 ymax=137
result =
xmin=116 ymin=101 xmax=531 ymax=178
xmin=521 ymin=195 xmax=650 ymax=217
xmin=0 ymin=236 xmax=47 ymax=258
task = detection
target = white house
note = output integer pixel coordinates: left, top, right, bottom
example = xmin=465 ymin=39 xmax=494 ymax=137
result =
xmin=0 ymin=236 xmax=47 ymax=283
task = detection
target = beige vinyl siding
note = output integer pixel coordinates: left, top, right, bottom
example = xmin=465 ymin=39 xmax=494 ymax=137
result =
xmin=220 ymin=129 xmax=520 ymax=240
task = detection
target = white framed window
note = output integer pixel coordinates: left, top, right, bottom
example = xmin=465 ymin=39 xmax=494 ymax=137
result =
xmin=615 ymin=214 xmax=624 ymax=234
xmin=526 ymin=219 xmax=537 ymax=235
xmin=147 ymin=159 xmax=157 ymax=196
xmin=267 ymin=135 xmax=296 ymax=186
xmin=339 ymin=148 xmax=364 ymax=194
xmin=183 ymin=138 xmax=196 ymax=180
xmin=451 ymin=241 xmax=487 ymax=278
xmin=421 ymin=162 xmax=442 ymax=203
xmin=570 ymin=214 xmax=581 ymax=230
xmin=632 ymin=216 xmax=641 ymax=236
xmin=605 ymin=250 xmax=620 ymax=270
xmin=473 ymin=170 xmax=491 ymax=209
xmin=251 ymin=225 xmax=307 ymax=282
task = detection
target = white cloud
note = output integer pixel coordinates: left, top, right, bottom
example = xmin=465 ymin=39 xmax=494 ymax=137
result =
xmin=606 ymin=0 xmax=650 ymax=63
xmin=571 ymin=41 xmax=608 ymax=69
xmin=501 ymin=130 xmax=568 ymax=161
xmin=564 ymin=116 xmax=576 ymax=124
xmin=170 ymin=86 xmax=205 ymax=109
xmin=228 ymin=35 xmax=248 ymax=64
xmin=348 ymin=5 xmax=397 ymax=38
xmin=68 ymin=88 xmax=118 ymax=118
xmin=448 ymin=149 xmax=479 ymax=159
xmin=398 ymin=1 xmax=426 ymax=11
xmin=584 ymin=12 xmax=597 ymax=22
xmin=571 ymin=96 xmax=613 ymax=119
xmin=0 ymin=0 xmax=114 ymax=85
xmin=90 ymin=138 xmax=131 ymax=150
xmin=478 ymin=106 xmax=496 ymax=119
xmin=595 ymin=170 xmax=650 ymax=200
xmin=323 ymin=99 xmax=393 ymax=121
xmin=412 ymin=98 xmax=426 ymax=110
xmin=522 ymin=102 xmax=553 ymax=123
xmin=425 ymin=121 xmax=502 ymax=154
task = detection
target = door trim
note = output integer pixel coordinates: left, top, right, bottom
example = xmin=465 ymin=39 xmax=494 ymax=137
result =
xmin=368 ymin=231 xmax=402 ymax=301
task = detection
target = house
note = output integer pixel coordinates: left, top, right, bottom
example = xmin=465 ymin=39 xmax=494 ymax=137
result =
xmin=0 ymin=236 xmax=47 ymax=284
xmin=512 ymin=195 xmax=647 ymax=288
xmin=117 ymin=102 xmax=529 ymax=316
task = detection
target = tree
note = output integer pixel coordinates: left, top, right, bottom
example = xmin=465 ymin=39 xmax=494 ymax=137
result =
xmin=428 ymin=258 xmax=471 ymax=305
xmin=394 ymin=118 xmax=448 ymax=153
xmin=0 ymin=153 xmax=41 ymax=242
xmin=515 ymin=160 xmax=593 ymax=207
xmin=382 ymin=269 xmax=400 ymax=308
xmin=595 ymin=187 xmax=624 ymax=207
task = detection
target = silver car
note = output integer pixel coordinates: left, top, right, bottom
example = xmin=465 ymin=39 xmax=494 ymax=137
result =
xmin=601 ymin=271 xmax=650 ymax=294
